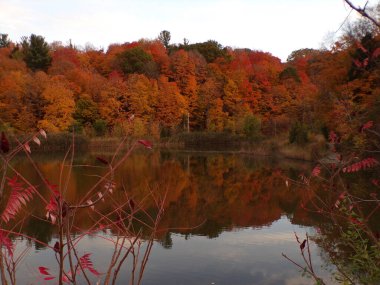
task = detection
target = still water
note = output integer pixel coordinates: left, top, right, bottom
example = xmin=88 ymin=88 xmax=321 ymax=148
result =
xmin=8 ymin=150 xmax=334 ymax=285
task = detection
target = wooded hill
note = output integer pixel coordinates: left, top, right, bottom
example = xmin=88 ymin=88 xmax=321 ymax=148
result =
xmin=0 ymin=17 xmax=379 ymax=148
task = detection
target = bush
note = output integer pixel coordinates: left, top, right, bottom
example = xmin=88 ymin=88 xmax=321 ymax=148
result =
xmin=93 ymin=119 xmax=107 ymax=136
xmin=289 ymin=121 xmax=309 ymax=145
xmin=243 ymin=115 xmax=261 ymax=140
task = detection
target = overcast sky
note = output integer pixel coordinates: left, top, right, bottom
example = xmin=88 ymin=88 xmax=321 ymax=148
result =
xmin=0 ymin=0 xmax=377 ymax=61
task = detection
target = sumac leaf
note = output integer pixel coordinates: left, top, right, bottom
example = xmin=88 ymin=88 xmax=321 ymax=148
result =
xmin=96 ymin=157 xmax=109 ymax=165
xmin=54 ymin=241 xmax=60 ymax=253
xmin=300 ymin=239 xmax=307 ymax=251
xmin=129 ymin=199 xmax=135 ymax=210
xmin=360 ymin=120 xmax=373 ymax=133
xmin=311 ymin=165 xmax=321 ymax=177
xmin=24 ymin=142 xmax=31 ymax=154
xmin=80 ymin=253 xmax=101 ymax=276
xmin=1 ymin=132 xmax=10 ymax=153
xmin=138 ymin=140 xmax=153 ymax=149
xmin=343 ymin=157 xmax=379 ymax=173
xmin=38 ymin=266 xmax=50 ymax=275
xmin=33 ymin=136 xmax=41 ymax=146
xmin=39 ymin=129 xmax=47 ymax=139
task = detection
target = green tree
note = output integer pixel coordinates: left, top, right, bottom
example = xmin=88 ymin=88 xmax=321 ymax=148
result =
xmin=21 ymin=34 xmax=52 ymax=71
xmin=73 ymin=96 xmax=100 ymax=126
xmin=117 ymin=46 xmax=154 ymax=75
xmin=243 ymin=114 xmax=261 ymax=140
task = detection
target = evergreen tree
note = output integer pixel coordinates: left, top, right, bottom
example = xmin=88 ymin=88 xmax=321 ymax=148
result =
xmin=0 ymin=34 xmax=11 ymax=48
xmin=21 ymin=34 xmax=52 ymax=71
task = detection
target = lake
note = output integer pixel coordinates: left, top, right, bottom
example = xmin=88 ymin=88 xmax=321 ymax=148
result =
xmin=5 ymin=149 xmax=336 ymax=285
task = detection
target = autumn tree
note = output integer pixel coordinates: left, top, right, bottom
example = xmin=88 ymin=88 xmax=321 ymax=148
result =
xmin=0 ymin=71 xmax=36 ymax=131
xmin=0 ymin=34 xmax=11 ymax=48
xmin=180 ymin=40 xmax=228 ymax=63
xmin=116 ymin=46 xmax=156 ymax=76
xmin=73 ymin=95 xmax=100 ymax=127
xmin=158 ymin=30 xmax=171 ymax=49
xmin=21 ymin=34 xmax=52 ymax=71
xmin=49 ymin=46 xmax=80 ymax=75
xmin=155 ymin=76 xmax=187 ymax=129
xmin=38 ymin=77 xmax=75 ymax=132
xmin=207 ymin=98 xmax=227 ymax=132
xmin=125 ymin=74 xmax=156 ymax=122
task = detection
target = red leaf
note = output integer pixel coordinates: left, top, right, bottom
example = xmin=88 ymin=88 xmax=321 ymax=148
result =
xmin=39 ymin=266 xmax=50 ymax=275
xmin=44 ymin=276 xmax=55 ymax=281
xmin=54 ymin=241 xmax=60 ymax=253
xmin=33 ymin=136 xmax=41 ymax=146
xmin=300 ymin=239 xmax=307 ymax=251
xmin=343 ymin=157 xmax=379 ymax=173
xmin=311 ymin=165 xmax=321 ymax=177
xmin=24 ymin=142 xmax=31 ymax=154
xmin=1 ymin=132 xmax=10 ymax=153
xmin=138 ymin=140 xmax=153 ymax=149
xmin=372 ymin=47 xmax=380 ymax=58
xmin=1 ymin=176 xmax=36 ymax=223
xmin=96 ymin=157 xmax=109 ymax=165
xmin=129 ymin=198 xmax=135 ymax=210
xmin=329 ymin=131 xmax=338 ymax=144
xmin=39 ymin=129 xmax=47 ymax=139
xmin=360 ymin=120 xmax=373 ymax=133
xmin=79 ymin=253 xmax=101 ymax=276
xmin=353 ymin=59 xmax=363 ymax=68
xmin=349 ymin=217 xmax=363 ymax=226
xmin=356 ymin=41 xmax=368 ymax=53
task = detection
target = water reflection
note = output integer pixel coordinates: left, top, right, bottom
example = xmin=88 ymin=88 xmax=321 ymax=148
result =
xmin=11 ymin=151 xmax=318 ymax=243
xmin=8 ymin=150 xmax=333 ymax=284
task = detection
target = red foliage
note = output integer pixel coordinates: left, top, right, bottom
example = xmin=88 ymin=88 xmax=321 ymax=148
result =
xmin=45 ymin=181 xmax=61 ymax=224
xmin=38 ymin=266 xmax=56 ymax=280
xmin=1 ymin=176 xmax=35 ymax=223
xmin=372 ymin=47 xmax=380 ymax=58
xmin=80 ymin=253 xmax=101 ymax=276
xmin=138 ymin=140 xmax=153 ymax=149
xmin=329 ymin=131 xmax=339 ymax=144
xmin=96 ymin=157 xmax=109 ymax=165
xmin=343 ymin=157 xmax=379 ymax=173
xmin=360 ymin=120 xmax=373 ymax=133
xmin=311 ymin=165 xmax=321 ymax=177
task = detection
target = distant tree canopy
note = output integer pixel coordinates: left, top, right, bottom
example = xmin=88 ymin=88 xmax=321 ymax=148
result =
xmin=0 ymin=34 xmax=11 ymax=48
xmin=286 ymin=48 xmax=318 ymax=62
xmin=177 ymin=40 xmax=228 ymax=63
xmin=21 ymin=34 xmax=52 ymax=71
xmin=279 ymin=66 xmax=301 ymax=82
xmin=116 ymin=46 xmax=155 ymax=76
xmin=158 ymin=30 xmax=171 ymax=49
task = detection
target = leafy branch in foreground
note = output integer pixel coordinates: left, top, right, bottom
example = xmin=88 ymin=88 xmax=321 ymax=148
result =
xmin=0 ymin=129 xmax=167 ymax=285
xmin=283 ymin=121 xmax=380 ymax=284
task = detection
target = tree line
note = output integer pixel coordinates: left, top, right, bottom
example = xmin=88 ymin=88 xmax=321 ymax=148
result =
xmin=0 ymin=17 xmax=379 ymax=147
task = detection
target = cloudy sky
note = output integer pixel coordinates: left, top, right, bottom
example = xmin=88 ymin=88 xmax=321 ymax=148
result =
xmin=0 ymin=0 xmax=377 ymax=61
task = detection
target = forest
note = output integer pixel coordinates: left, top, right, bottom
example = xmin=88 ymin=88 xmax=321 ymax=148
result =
xmin=0 ymin=10 xmax=379 ymax=150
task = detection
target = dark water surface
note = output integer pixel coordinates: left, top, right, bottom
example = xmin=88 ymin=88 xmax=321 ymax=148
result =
xmin=8 ymin=150 xmax=335 ymax=285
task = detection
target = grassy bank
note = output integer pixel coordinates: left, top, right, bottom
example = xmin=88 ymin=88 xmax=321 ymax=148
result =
xmin=7 ymin=131 xmax=328 ymax=162
xmin=163 ymin=132 xmax=328 ymax=161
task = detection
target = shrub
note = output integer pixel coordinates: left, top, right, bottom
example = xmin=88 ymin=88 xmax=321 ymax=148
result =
xmin=93 ymin=119 xmax=107 ymax=137
xmin=289 ymin=121 xmax=309 ymax=145
xmin=243 ymin=115 xmax=261 ymax=140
